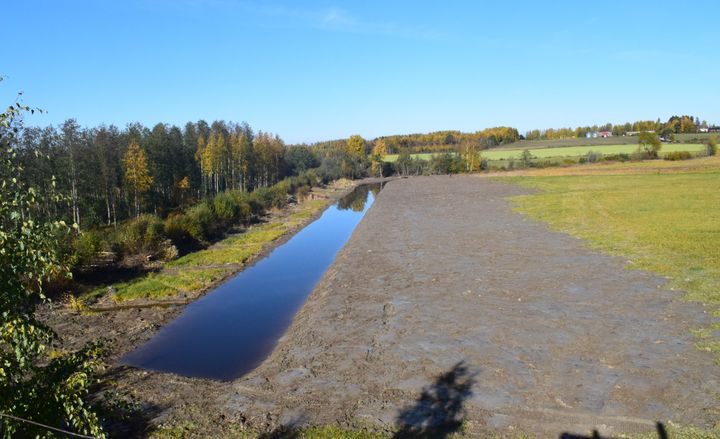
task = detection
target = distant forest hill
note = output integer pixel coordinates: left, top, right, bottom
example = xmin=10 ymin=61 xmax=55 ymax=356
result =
xmin=306 ymin=127 xmax=520 ymax=154
xmin=305 ymin=115 xmax=716 ymax=154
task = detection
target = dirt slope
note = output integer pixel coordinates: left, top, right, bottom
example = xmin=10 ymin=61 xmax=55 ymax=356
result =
xmin=224 ymin=176 xmax=719 ymax=436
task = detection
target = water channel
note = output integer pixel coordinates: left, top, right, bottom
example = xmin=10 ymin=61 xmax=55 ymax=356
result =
xmin=122 ymin=183 xmax=382 ymax=381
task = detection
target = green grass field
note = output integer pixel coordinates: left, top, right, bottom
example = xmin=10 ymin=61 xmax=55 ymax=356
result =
xmin=509 ymin=136 xmax=640 ymax=149
xmin=672 ymin=132 xmax=718 ymax=143
xmin=504 ymin=161 xmax=720 ymax=357
xmin=482 ymin=143 xmax=706 ymax=160
xmin=383 ymin=143 xmax=707 ymax=163
xmin=506 ymin=170 xmax=720 ymax=305
xmin=383 ymin=152 xmax=441 ymax=163
xmin=510 ymin=132 xmax=717 ymax=150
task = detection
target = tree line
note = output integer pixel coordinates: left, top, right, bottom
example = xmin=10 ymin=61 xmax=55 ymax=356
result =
xmin=12 ymin=118 xmax=384 ymax=279
xmin=15 ymin=120 xmax=322 ymax=230
xmin=13 ymin=113 xmax=715 ymax=235
xmin=525 ymin=115 xmax=713 ymax=140
xmin=304 ymin=127 xmax=520 ymax=155
xmin=301 ymin=114 xmax=715 ymax=160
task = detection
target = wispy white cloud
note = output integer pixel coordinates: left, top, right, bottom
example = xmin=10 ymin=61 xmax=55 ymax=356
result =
xmin=319 ymin=7 xmax=358 ymax=28
xmin=138 ymin=1 xmax=448 ymax=41
xmin=246 ymin=3 xmax=446 ymax=41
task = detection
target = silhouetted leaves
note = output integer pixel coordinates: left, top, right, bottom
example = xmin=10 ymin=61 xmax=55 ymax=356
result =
xmin=394 ymin=361 xmax=476 ymax=439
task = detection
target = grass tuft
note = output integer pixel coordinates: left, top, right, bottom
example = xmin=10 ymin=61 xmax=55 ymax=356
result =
xmin=106 ymin=268 xmax=228 ymax=302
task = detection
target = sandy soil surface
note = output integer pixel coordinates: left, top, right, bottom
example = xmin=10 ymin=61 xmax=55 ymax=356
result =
xmin=45 ymin=176 xmax=719 ymax=437
xmin=223 ymin=176 xmax=719 ymax=436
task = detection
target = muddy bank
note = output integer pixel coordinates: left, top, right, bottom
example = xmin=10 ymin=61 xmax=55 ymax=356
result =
xmin=224 ymin=176 xmax=719 ymax=436
xmin=41 ymin=179 xmax=391 ymax=435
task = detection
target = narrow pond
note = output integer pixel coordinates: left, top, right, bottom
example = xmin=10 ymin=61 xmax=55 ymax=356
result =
xmin=122 ymin=183 xmax=382 ymax=381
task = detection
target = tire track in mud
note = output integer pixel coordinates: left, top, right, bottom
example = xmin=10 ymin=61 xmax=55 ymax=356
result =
xmin=224 ymin=176 xmax=719 ymax=436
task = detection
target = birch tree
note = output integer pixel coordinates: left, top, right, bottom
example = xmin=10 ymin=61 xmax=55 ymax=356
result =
xmin=123 ymin=140 xmax=153 ymax=217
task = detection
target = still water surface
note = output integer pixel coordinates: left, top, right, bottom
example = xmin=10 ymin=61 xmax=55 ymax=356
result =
xmin=122 ymin=184 xmax=381 ymax=381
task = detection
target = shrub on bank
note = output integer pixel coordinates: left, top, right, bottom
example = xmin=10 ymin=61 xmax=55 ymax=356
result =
xmin=295 ymin=185 xmax=311 ymax=201
xmin=428 ymin=153 xmax=463 ymax=174
xmin=162 ymin=202 xmax=218 ymax=248
xmin=706 ymin=136 xmax=717 ymax=156
xmin=229 ymin=190 xmax=252 ymax=223
xmin=631 ymin=151 xmax=651 ymax=161
xmin=252 ymin=183 xmax=282 ymax=210
xmin=272 ymin=180 xmax=293 ymax=206
xmin=73 ymin=228 xmax=112 ymax=267
xmin=534 ymin=159 xmax=562 ymax=168
xmin=664 ymin=151 xmax=693 ymax=161
xmin=164 ymin=213 xmax=195 ymax=248
xmin=604 ymin=153 xmax=631 ymax=162
xmin=520 ymin=149 xmax=535 ymax=167
xmin=119 ymin=214 xmax=166 ymax=255
xmin=73 ymin=172 xmax=326 ymax=271
xmin=213 ymin=191 xmax=239 ymax=226
xmin=184 ymin=202 xmax=218 ymax=242
xmin=586 ymin=151 xmax=603 ymax=163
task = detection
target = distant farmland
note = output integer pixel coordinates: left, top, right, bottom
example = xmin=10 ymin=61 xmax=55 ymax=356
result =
xmin=383 ymin=143 xmax=707 ymax=163
xmin=481 ymin=143 xmax=706 ymax=160
xmin=505 ymin=132 xmax=716 ymax=149
xmin=383 ymin=153 xmax=439 ymax=163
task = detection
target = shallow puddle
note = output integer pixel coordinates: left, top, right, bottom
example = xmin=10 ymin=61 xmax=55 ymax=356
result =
xmin=122 ymin=184 xmax=382 ymax=380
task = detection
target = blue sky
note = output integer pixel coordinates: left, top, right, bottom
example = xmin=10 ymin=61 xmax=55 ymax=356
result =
xmin=3 ymin=0 xmax=719 ymax=143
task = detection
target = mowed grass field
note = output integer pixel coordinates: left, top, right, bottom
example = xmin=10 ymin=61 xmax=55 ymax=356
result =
xmin=509 ymin=132 xmax=717 ymax=149
xmin=383 ymin=152 xmax=439 ymax=162
xmin=383 ymin=143 xmax=707 ymax=162
xmin=502 ymin=156 xmax=720 ymax=355
xmin=482 ymin=143 xmax=706 ymax=160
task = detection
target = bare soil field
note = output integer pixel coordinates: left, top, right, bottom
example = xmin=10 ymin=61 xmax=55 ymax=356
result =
xmin=225 ymin=176 xmax=719 ymax=436
xmin=47 ymin=176 xmax=719 ymax=437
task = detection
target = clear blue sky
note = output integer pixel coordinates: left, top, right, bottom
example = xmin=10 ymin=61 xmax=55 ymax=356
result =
xmin=3 ymin=0 xmax=719 ymax=143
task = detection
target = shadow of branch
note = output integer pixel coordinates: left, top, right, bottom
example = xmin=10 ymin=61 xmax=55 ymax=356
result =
xmin=393 ymin=360 xmax=477 ymax=439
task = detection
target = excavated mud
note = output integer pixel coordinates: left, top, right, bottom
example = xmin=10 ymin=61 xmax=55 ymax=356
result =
xmin=224 ymin=176 xmax=719 ymax=436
